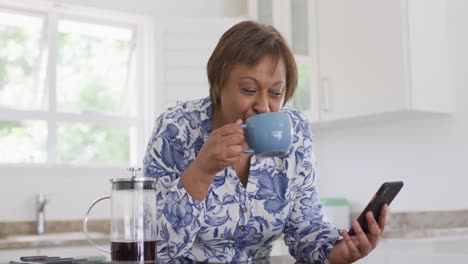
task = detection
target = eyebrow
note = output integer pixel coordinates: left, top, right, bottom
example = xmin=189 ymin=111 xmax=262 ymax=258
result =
xmin=239 ymin=77 xmax=285 ymax=88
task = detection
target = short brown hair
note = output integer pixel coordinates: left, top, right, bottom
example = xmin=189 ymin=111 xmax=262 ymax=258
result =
xmin=207 ymin=20 xmax=298 ymax=109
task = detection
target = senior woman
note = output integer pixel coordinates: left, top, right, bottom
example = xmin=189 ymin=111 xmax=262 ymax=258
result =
xmin=143 ymin=20 xmax=387 ymax=263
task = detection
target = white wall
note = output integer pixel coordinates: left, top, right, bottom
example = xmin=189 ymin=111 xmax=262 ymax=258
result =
xmin=314 ymin=0 xmax=468 ymax=213
xmin=1 ymin=165 xmax=118 ymax=221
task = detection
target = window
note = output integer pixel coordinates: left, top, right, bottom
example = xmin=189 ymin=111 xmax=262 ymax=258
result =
xmin=0 ymin=3 xmax=154 ymax=166
xmin=252 ymin=0 xmax=315 ymax=116
xmin=290 ymin=0 xmax=314 ymax=115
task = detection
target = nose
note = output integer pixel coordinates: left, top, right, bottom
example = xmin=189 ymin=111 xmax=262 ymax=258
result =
xmin=253 ymin=93 xmax=270 ymax=114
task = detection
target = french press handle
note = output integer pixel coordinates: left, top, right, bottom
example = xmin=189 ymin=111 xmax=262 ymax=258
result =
xmin=83 ymin=196 xmax=110 ymax=253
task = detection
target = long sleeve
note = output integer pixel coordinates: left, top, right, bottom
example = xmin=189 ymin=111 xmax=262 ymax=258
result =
xmin=143 ymin=109 xmax=206 ymax=263
xmin=283 ymin=114 xmax=342 ymax=263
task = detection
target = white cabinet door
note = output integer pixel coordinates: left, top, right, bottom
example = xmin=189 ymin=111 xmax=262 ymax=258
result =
xmin=316 ymin=0 xmax=406 ymax=121
xmin=315 ymin=0 xmax=450 ymax=123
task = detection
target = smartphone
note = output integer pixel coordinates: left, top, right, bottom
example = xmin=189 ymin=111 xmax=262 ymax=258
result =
xmin=348 ymin=181 xmax=404 ymax=236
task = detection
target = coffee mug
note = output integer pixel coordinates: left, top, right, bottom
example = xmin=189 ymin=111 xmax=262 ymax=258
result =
xmin=240 ymin=112 xmax=293 ymax=157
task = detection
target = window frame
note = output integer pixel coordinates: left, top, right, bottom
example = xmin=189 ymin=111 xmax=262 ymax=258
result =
xmin=248 ymin=0 xmax=321 ymax=122
xmin=0 ymin=0 xmax=156 ymax=168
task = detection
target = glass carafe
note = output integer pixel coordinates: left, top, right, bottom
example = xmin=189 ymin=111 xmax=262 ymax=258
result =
xmin=84 ymin=167 xmax=157 ymax=263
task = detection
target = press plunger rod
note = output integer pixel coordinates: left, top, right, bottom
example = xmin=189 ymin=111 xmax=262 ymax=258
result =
xmin=127 ymin=167 xmax=141 ymax=178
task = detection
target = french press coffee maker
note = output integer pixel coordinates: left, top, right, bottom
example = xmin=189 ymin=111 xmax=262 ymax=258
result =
xmin=84 ymin=167 xmax=157 ymax=263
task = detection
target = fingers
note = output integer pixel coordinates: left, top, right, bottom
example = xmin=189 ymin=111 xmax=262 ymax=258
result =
xmin=366 ymin=211 xmax=382 ymax=246
xmin=379 ymin=204 xmax=388 ymax=232
xmin=225 ymin=144 xmax=243 ymax=158
xmin=342 ymin=229 xmax=361 ymax=261
xmin=223 ymin=133 xmax=244 ymax=146
xmin=211 ymin=144 xmax=243 ymax=169
xmin=341 ymin=208 xmax=387 ymax=262
xmin=351 ymin=221 xmax=372 ymax=257
xmin=196 ymin=119 xmax=248 ymax=174
xmin=217 ymin=121 xmax=244 ymax=136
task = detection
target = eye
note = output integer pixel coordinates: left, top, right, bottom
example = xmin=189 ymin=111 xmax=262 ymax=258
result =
xmin=270 ymin=90 xmax=285 ymax=97
xmin=241 ymin=87 xmax=257 ymax=95
xmin=269 ymin=82 xmax=286 ymax=97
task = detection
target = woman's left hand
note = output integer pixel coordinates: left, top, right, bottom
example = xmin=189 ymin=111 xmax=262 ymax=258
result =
xmin=328 ymin=204 xmax=388 ymax=264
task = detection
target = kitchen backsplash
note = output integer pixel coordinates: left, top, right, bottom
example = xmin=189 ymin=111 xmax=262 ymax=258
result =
xmin=352 ymin=209 xmax=468 ymax=238
xmin=0 ymin=219 xmax=109 ymax=237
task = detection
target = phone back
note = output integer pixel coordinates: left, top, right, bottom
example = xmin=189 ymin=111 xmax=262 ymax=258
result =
xmin=349 ymin=181 xmax=404 ymax=235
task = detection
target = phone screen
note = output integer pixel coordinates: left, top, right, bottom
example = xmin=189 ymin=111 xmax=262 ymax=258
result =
xmin=348 ymin=181 xmax=404 ymax=236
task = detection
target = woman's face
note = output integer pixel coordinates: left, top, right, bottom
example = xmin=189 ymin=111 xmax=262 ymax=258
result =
xmin=215 ymin=55 xmax=287 ymax=127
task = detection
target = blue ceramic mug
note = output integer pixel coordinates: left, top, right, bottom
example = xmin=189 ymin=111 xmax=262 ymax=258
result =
xmin=240 ymin=112 xmax=293 ymax=157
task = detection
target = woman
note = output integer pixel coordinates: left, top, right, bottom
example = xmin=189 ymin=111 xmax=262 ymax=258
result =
xmin=143 ymin=20 xmax=386 ymax=263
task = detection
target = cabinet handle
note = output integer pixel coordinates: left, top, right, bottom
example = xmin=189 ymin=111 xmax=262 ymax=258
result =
xmin=320 ymin=77 xmax=333 ymax=112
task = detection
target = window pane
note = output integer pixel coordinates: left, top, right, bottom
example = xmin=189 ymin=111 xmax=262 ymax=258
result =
xmin=56 ymin=20 xmax=135 ymax=115
xmin=291 ymin=0 xmax=309 ymax=55
xmin=57 ymin=122 xmax=130 ymax=164
xmin=0 ymin=12 xmax=45 ymax=110
xmin=0 ymin=120 xmax=47 ymax=163
xmin=257 ymin=0 xmax=273 ymax=26
xmin=294 ymin=64 xmax=311 ymax=111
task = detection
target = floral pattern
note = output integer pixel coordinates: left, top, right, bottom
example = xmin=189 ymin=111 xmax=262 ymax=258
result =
xmin=143 ymin=97 xmax=342 ymax=263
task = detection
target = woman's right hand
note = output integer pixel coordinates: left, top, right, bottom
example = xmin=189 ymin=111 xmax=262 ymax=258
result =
xmin=181 ymin=119 xmax=245 ymax=201
xmin=193 ymin=119 xmax=245 ymax=176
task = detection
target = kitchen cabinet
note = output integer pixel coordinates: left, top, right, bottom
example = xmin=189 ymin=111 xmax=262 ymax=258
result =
xmin=249 ymin=0 xmax=451 ymax=126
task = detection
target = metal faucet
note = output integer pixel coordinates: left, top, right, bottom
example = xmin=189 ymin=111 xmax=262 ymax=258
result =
xmin=37 ymin=193 xmax=48 ymax=235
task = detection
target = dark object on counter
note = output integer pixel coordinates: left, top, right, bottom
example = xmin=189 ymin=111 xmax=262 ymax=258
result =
xmin=19 ymin=256 xmax=49 ymax=261
xmin=10 ymin=255 xmax=106 ymax=264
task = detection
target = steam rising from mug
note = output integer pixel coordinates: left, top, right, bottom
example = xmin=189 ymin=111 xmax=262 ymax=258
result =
xmin=240 ymin=112 xmax=293 ymax=157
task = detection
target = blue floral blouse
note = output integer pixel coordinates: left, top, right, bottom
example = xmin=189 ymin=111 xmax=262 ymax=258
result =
xmin=143 ymin=97 xmax=342 ymax=263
